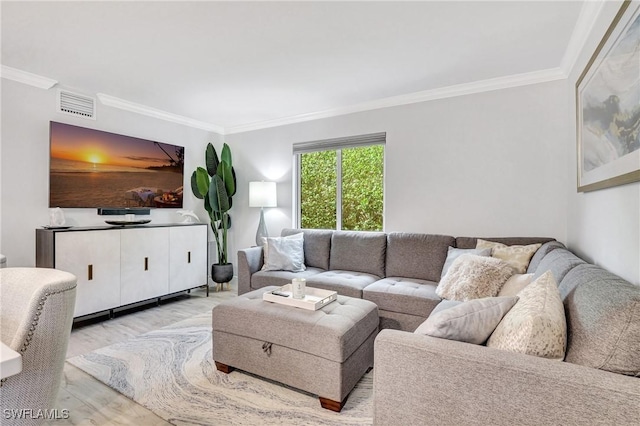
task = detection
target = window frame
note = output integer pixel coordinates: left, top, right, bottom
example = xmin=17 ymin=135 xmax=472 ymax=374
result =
xmin=293 ymin=132 xmax=386 ymax=231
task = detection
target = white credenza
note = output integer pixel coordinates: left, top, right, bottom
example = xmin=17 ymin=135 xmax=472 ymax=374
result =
xmin=36 ymin=223 xmax=208 ymax=318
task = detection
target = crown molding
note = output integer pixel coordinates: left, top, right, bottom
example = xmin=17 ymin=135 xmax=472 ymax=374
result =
xmin=0 ymin=65 xmax=58 ymax=89
xmin=225 ymin=67 xmax=566 ymax=134
xmin=96 ymin=93 xmax=224 ymax=134
xmin=560 ymin=0 xmax=607 ymax=76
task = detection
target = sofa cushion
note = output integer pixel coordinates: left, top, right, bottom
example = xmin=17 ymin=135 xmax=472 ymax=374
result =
xmin=305 ymin=270 xmax=379 ymax=298
xmin=455 ymin=237 xmax=555 ymax=249
xmin=440 ymin=247 xmax=491 ymax=279
xmin=532 ymin=248 xmax=585 ymax=283
xmin=527 ymin=240 xmax=566 ymax=273
xmin=251 ymin=267 xmax=325 ymax=290
xmin=560 ymin=264 xmax=640 ymax=376
xmin=282 ymin=228 xmax=333 ymax=270
xmin=416 ymin=296 xmax=518 ymax=344
xmin=476 ymin=239 xmax=542 ymax=274
xmin=363 ymin=278 xmax=441 ymax=317
xmin=329 ymin=231 xmax=386 ymax=278
xmin=385 ymin=233 xmax=456 ymax=282
xmin=487 ymin=271 xmax=566 ymax=360
xmin=436 ymin=254 xmax=514 ymax=301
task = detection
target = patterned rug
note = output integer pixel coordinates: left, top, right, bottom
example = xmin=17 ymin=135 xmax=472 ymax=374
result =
xmin=68 ymin=312 xmax=373 ymax=425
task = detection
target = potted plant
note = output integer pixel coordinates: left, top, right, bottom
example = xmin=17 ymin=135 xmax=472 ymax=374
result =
xmin=191 ymin=142 xmax=236 ymax=288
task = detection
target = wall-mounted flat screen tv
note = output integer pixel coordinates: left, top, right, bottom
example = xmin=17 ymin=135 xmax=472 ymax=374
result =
xmin=49 ymin=121 xmax=185 ymax=208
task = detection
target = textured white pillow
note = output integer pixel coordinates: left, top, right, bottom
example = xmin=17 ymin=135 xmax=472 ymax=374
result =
xmin=498 ymin=273 xmax=534 ymax=297
xmin=487 ymin=270 xmax=567 ymax=360
xmin=262 ymin=233 xmax=304 ymax=271
xmin=441 ymin=247 xmax=492 ymax=278
xmin=476 ymin=239 xmax=542 ymax=274
xmin=262 ymin=234 xmax=306 ymax=272
xmin=436 ymin=254 xmax=514 ymax=301
xmin=416 ymin=296 xmax=519 ymax=344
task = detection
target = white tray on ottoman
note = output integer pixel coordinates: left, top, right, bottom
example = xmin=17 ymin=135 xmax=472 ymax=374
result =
xmin=262 ymin=284 xmax=337 ymax=310
xmin=212 ymin=286 xmax=379 ymax=412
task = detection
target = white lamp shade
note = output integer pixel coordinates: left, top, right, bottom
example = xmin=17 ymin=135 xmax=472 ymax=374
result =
xmin=249 ymin=181 xmax=277 ymax=207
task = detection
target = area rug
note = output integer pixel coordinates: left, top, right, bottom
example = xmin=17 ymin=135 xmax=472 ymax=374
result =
xmin=68 ymin=312 xmax=373 ymax=425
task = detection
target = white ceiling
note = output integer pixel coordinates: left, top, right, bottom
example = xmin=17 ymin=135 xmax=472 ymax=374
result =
xmin=2 ymin=1 xmax=588 ymax=134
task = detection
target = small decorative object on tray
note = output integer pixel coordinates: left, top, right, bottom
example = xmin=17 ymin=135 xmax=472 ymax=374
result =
xmin=263 ymin=284 xmax=337 ymax=311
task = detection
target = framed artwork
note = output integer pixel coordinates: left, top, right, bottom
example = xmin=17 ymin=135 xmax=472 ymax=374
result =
xmin=577 ymin=0 xmax=640 ymax=192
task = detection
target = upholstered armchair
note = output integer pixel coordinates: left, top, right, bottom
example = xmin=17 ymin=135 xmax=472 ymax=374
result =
xmin=0 ymin=268 xmax=77 ymax=425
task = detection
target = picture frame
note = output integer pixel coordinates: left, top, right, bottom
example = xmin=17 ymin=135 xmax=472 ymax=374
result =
xmin=576 ymin=0 xmax=640 ymax=192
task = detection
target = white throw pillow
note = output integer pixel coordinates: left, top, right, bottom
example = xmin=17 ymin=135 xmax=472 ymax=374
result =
xmin=498 ymin=273 xmax=534 ymax=297
xmin=262 ymin=233 xmax=306 ymax=272
xmin=436 ymin=254 xmax=514 ymax=301
xmin=441 ymin=247 xmax=492 ymax=278
xmin=416 ymin=296 xmax=519 ymax=344
xmin=487 ymin=270 xmax=567 ymax=360
xmin=476 ymin=239 xmax=542 ymax=274
xmin=261 ymin=233 xmax=304 ymax=271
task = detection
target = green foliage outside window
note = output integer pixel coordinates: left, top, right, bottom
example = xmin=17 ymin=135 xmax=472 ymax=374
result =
xmin=300 ymin=145 xmax=383 ymax=231
xmin=300 ymin=150 xmax=337 ymax=229
xmin=342 ymin=145 xmax=384 ymax=231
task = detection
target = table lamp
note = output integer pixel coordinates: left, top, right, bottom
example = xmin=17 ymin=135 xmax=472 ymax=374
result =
xmin=249 ymin=181 xmax=277 ymax=246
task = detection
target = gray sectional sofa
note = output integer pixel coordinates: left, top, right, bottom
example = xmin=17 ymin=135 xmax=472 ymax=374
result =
xmin=239 ymin=228 xmax=640 ymax=425
xmin=238 ymin=228 xmax=554 ymax=330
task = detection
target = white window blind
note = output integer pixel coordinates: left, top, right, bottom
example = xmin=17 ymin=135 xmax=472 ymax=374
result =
xmin=293 ymin=132 xmax=386 ymax=154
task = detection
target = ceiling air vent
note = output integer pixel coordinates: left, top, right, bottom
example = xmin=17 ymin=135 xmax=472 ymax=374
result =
xmin=57 ymin=90 xmax=96 ymax=120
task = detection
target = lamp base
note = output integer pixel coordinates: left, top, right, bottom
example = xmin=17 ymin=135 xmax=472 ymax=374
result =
xmin=256 ymin=208 xmax=268 ymax=246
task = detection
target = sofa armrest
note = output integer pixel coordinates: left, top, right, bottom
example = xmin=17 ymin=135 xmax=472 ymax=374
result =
xmin=237 ymin=247 xmax=263 ymax=295
xmin=373 ymin=330 xmax=640 ymax=426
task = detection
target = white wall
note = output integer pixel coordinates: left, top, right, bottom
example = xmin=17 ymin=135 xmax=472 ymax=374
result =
xmin=227 ymin=80 xmax=570 ymax=265
xmin=0 ymin=79 xmax=221 ymax=268
xmin=566 ymin=1 xmax=640 ymax=285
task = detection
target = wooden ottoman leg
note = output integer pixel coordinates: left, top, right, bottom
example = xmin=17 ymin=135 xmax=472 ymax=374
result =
xmin=319 ymin=396 xmax=348 ymax=412
xmin=215 ymin=361 xmax=234 ymax=374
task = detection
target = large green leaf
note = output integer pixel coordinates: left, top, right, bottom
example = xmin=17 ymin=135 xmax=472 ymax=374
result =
xmin=217 ymin=161 xmax=235 ymax=198
xmin=190 ymin=171 xmax=203 ymax=199
xmin=205 ymin=143 xmax=219 ymax=177
xmin=195 ymin=167 xmax=210 ymax=197
xmin=221 ymin=143 xmax=232 ymax=167
xmin=208 ymin=174 xmax=230 ymax=213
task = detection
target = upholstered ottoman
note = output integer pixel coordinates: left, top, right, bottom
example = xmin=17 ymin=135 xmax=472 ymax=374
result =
xmin=212 ymin=286 xmax=379 ymax=411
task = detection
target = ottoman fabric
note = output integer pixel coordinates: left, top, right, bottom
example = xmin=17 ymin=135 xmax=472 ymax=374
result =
xmin=212 ymin=287 xmax=379 ymax=405
xmin=212 ymin=287 xmax=379 ymax=363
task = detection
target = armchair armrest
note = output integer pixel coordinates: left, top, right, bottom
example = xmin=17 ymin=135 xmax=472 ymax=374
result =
xmin=374 ymin=330 xmax=640 ymax=426
xmin=237 ymin=246 xmax=263 ymax=295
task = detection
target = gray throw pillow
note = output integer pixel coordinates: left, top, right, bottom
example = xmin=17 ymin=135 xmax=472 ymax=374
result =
xmin=441 ymin=247 xmax=492 ymax=278
xmin=415 ymin=296 xmax=519 ymax=344
xmin=262 ymin=234 xmax=306 ymax=272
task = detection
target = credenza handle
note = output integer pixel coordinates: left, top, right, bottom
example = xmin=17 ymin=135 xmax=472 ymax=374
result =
xmin=144 ymin=257 xmax=149 ymax=271
xmin=188 ymin=251 xmax=191 ymax=264
xmin=88 ymin=264 xmax=93 ymax=281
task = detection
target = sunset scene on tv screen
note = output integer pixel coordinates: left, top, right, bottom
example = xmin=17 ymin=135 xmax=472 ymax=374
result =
xmin=49 ymin=122 xmax=184 ymax=208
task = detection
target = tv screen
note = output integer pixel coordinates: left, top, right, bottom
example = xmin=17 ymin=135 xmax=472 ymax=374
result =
xmin=49 ymin=121 xmax=185 ymax=208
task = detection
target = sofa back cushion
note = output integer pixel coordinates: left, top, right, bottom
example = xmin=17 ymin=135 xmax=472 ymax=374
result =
xmin=455 ymin=237 xmax=555 ymax=249
xmin=329 ymin=231 xmax=386 ymax=277
xmin=532 ymin=248 xmax=585 ymax=283
xmin=560 ymin=264 xmax=640 ymax=376
xmin=527 ymin=240 xmax=566 ymax=273
xmin=386 ymin=233 xmax=455 ymax=281
xmin=281 ymin=228 xmax=332 ymax=270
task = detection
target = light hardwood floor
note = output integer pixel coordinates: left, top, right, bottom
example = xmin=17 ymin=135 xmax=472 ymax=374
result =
xmin=45 ymin=283 xmax=237 ymax=426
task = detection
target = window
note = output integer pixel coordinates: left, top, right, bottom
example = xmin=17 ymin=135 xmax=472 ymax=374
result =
xmin=294 ymin=133 xmax=385 ymax=231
